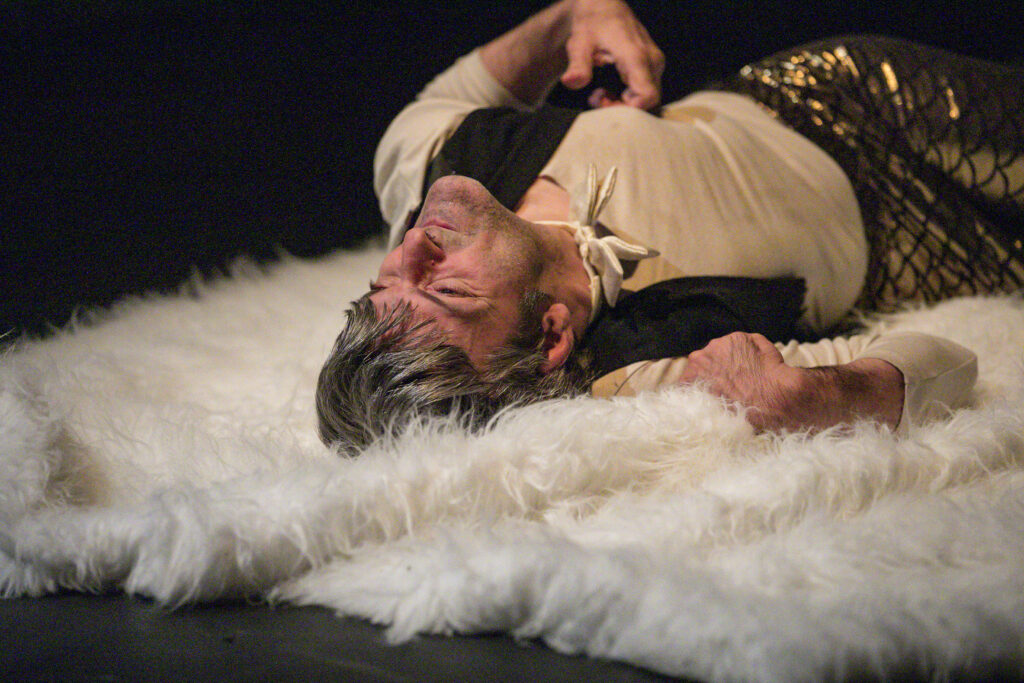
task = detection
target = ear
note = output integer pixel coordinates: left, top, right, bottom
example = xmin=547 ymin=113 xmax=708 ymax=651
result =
xmin=539 ymin=303 xmax=576 ymax=374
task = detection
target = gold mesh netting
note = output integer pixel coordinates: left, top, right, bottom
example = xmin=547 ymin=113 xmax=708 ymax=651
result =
xmin=722 ymin=36 xmax=1024 ymax=312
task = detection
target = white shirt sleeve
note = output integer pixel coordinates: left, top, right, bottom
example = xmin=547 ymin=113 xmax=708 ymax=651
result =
xmin=591 ymin=331 xmax=978 ymax=434
xmin=374 ymin=49 xmax=533 ymax=248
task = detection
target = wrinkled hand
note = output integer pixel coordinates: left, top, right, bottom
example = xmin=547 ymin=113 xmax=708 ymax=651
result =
xmin=561 ymin=0 xmax=664 ymax=109
xmin=679 ymin=332 xmax=808 ymax=432
xmin=678 ymin=332 xmax=905 ymax=433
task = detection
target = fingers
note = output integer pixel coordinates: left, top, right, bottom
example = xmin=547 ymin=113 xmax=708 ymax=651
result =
xmin=587 ymin=87 xmax=610 ymax=108
xmin=568 ymin=46 xmax=663 ymax=109
xmin=613 ymin=41 xmax=663 ymax=109
xmin=686 ymin=333 xmax=777 ymax=366
xmin=721 ymin=331 xmax=780 ymax=360
xmin=562 ymin=33 xmax=596 ymax=90
xmin=677 ymin=333 xmax=782 ymax=391
xmin=559 ymin=0 xmax=664 ymax=110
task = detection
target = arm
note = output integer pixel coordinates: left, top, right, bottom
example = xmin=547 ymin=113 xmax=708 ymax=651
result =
xmin=592 ymin=331 xmax=977 ymax=434
xmin=678 ymin=332 xmax=908 ymax=433
xmin=779 ymin=331 xmax=979 ymax=433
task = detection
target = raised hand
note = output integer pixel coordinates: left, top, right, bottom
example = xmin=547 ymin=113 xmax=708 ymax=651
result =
xmin=479 ymin=0 xmax=664 ymax=109
xmin=561 ymin=0 xmax=665 ymax=109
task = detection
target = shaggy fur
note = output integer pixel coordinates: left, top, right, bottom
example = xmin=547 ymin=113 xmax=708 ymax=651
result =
xmin=2 ymin=245 xmax=1023 ymax=681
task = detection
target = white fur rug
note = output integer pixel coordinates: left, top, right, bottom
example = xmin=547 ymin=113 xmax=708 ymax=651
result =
xmin=3 ymin=246 xmax=1024 ymax=681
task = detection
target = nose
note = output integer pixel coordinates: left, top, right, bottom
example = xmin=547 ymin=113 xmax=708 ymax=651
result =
xmin=399 ymin=227 xmax=444 ymax=281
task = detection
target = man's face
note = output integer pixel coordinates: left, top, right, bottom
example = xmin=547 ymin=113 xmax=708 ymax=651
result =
xmin=368 ymin=176 xmax=546 ymax=368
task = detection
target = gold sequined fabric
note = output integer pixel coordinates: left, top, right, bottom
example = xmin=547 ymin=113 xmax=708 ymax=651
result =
xmin=722 ymin=36 xmax=1024 ymax=312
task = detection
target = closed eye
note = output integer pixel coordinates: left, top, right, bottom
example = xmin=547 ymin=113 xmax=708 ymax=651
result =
xmin=369 ymin=281 xmax=466 ymax=297
xmin=432 ymin=286 xmax=468 ymax=297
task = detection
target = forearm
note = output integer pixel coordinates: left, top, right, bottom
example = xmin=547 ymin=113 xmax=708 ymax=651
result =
xmin=781 ymin=331 xmax=978 ymax=432
xmin=478 ymin=0 xmax=574 ymax=105
xmin=604 ymin=331 xmax=973 ymax=434
xmin=801 ymin=358 xmax=904 ymax=431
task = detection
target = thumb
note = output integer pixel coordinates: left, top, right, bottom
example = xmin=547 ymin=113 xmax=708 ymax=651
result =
xmin=561 ymin=34 xmax=595 ymax=90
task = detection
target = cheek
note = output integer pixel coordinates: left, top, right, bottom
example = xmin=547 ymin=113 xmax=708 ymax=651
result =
xmin=491 ymin=238 xmax=543 ymax=286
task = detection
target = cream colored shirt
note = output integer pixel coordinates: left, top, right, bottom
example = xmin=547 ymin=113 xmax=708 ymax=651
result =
xmin=373 ymin=49 xmax=978 ymax=431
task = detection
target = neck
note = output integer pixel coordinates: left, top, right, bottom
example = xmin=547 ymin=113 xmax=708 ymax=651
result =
xmin=515 ymin=176 xmax=570 ymax=223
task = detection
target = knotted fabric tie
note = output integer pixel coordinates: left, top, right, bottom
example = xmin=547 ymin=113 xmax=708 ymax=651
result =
xmin=538 ymin=165 xmax=657 ymax=322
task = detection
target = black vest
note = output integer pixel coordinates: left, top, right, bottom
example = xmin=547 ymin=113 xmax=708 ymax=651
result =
xmin=419 ymin=105 xmax=807 ymax=377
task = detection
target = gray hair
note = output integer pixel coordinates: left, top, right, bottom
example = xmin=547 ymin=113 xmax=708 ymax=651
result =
xmin=315 ymin=294 xmax=593 ymax=455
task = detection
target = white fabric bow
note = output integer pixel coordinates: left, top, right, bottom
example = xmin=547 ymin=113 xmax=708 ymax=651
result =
xmin=538 ymin=165 xmax=657 ymax=322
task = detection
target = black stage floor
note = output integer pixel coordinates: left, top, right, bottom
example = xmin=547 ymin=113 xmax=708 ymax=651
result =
xmin=1 ymin=593 xmax=675 ymax=682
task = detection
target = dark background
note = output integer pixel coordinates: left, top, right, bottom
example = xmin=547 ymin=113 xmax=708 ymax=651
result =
xmin=4 ymin=0 xmax=1023 ymax=338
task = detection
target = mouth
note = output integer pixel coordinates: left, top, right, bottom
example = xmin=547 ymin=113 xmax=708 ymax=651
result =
xmin=422 ymin=218 xmax=458 ymax=232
